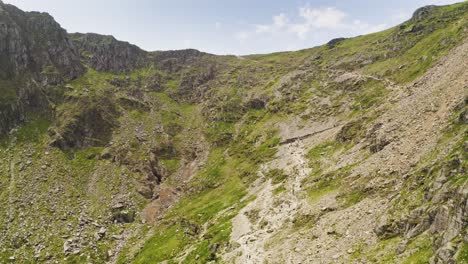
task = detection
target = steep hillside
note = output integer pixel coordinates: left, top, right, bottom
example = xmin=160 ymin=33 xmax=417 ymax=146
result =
xmin=0 ymin=1 xmax=467 ymax=264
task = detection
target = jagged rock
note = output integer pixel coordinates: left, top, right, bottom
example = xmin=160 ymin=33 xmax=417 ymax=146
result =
xmin=405 ymin=206 xmax=432 ymax=239
xmin=0 ymin=2 xmax=467 ymax=263
xmin=320 ymin=206 xmax=336 ymax=212
xmin=374 ymin=216 xmax=403 ymax=239
xmin=99 ymin=148 xmax=113 ymax=160
xmin=50 ymin=94 xmax=119 ymax=150
xmin=0 ymin=1 xmax=85 ymax=133
xmin=97 ymin=227 xmax=106 ymax=236
xmin=69 ymin=33 xmax=148 ymax=72
xmin=153 ymin=49 xmax=206 ymax=69
xmin=412 ymin=5 xmax=437 ymax=22
xmin=336 ymin=120 xmax=364 ymax=143
xmin=177 ymin=65 xmax=216 ymax=101
xmin=459 ymin=109 xmax=468 ymax=124
xmin=111 ymin=203 xmax=135 ymax=223
xmin=137 ymin=185 xmax=154 ymax=199
xmin=63 ymin=239 xmax=73 ymax=253
xmin=107 ymin=77 xmax=131 ymax=88
xmin=94 ymin=227 xmax=106 ymax=240
xmin=327 ymin=37 xmax=347 ymax=48
xmin=111 ymin=235 xmax=123 ymax=240
xmin=245 ymin=94 xmax=269 ymax=110
xmin=144 ymin=73 xmax=164 ymax=92
xmin=431 ymin=242 xmax=458 ymax=264
xmin=332 ymin=254 xmax=341 ymax=259
xmin=0 ymin=2 xmax=84 ymax=80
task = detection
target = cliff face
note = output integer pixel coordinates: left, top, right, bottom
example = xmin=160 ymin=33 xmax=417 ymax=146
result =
xmin=0 ymin=1 xmax=84 ymax=133
xmin=0 ymin=2 xmax=84 ymax=81
xmin=69 ymin=33 xmax=149 ymax=72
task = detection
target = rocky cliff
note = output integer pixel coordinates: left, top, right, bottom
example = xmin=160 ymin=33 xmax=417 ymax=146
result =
xmin=0 ymin=1 xmax=84 ymax=133
xmin=69 ymin=33 xmax=149 ymax=72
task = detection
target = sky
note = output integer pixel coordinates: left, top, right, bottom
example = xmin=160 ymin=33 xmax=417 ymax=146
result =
xmin=3 ymin=0 xmax=464 ymax=55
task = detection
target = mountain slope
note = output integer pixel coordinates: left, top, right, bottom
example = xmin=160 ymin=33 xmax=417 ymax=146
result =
xmin=0 ymin=1 xmax=467 ymax=264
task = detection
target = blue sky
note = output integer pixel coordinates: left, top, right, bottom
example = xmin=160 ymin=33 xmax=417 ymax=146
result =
xmin=4 ymin=0 xmax=464 ymax=55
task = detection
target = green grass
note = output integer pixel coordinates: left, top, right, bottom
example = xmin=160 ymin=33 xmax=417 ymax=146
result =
xmin=302 ymin=140 xmax=355 ymax=203
xmin=366 ymin=22 xmax=466 ymax=84
xmin=403 ymin=236 xmax=434 ymax=264
xmin=265 ymin=169 xmax=288 ymax=184
xmin=15 ymin=118 xmax=50 ymax=143
xmin=132 ymin=146 xmax=250 ymax=263
xmin=273 ymin=185 xmax=286 ymax=195
xmin=133 ymin=177 xmax=247 ymax=263
xmin=364 ymin=3 xmax=467 ymax=84
xmin=339 ymin=189 xmax=366 ymax=207
xmin=3 ymin=3 xmax=468 ymax=263
xmin=306 ymin=141 xmax=343 ymax=161
xmin=350 ymin=237 xmax=400 ymax=263
xmin=133 ymin=224 xmax=190 ymax=264
xmin=305 ymin=173 xmax=341 ymax=203
xmin=457 ymin=242 xmax=468 ymax=263
xmin=350 ymin=80 xmax=388 ymax=115
xmin=0 ymin=79 xmax=17 ymax=106
xmin=68 ymin=67 xmax=114 ymax=92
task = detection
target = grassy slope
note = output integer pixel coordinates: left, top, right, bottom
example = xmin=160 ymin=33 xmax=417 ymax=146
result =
xmin=130 ymin=2 xmax=467 ymax=263
xmin=0 ymin=2 xmax=466 ymax=263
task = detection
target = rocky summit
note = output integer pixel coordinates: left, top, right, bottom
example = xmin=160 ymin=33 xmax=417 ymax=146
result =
xmin=0 ymin=1 xmax=467 ymax=263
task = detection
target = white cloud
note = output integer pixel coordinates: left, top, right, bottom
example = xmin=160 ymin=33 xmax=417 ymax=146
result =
xmin=273 ymin=13 xmax=288 ymax=28
xmin=255 ymin=13 xmax=288 ymax=34
xmin=349 ymin=19 xmax=387 ymax=35
xmin=232 ymin=4 xmax=398 ymax=54
xmin=183 ymin=39 xmax=192 ymax=48
xmin=255 ymin=24 xmax=272 ymax=33
xmin=237 ymin=5 xmax=388 ymax=44
xmin=289 ymin=23 xmax=310 ymax=39
xmin=235 ymin=31 xmax=249 ymax=44
xmin=298 ymin=7 xmax=346 ymax=29
xmin=390 ymin=11 xmax=411 ymax=22
xmin=426 ymin=0 xmax=463 ymax=4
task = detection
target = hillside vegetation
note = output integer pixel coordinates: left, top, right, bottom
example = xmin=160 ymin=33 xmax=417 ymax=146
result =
xmin=0 ymin=1 xmax=467 ymax=263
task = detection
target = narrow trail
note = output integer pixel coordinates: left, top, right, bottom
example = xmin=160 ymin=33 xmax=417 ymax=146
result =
xmin=332 ymin=70 xmax=401 ymax=91
xmin=6 ymin=156 xmax=16 ymax=232
xmin=225 ymin=38 xmax=468 ymax=264
xmin=223 ymin=68 xmax=399 ymax=263
xmin=226 ymin=137 xmax=313 ymax=263
xmin=279 ymin=125 xmax=338 ymax=145
xmin=107 ymin=171 xmax=136 ymax=264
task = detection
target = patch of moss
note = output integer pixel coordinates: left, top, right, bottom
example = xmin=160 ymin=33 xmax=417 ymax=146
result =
xmin=133 ymin=224 xmax=189 ymax=263
xmin=273 ymin=185 xmax=286 ymax=195
xmin=403 ymin=236 xmax=434 ymax=264
xmin=456 ymin=242 xmax=468 ymax=263
xmin=306 ymin=141 xmax=343 ymax=161
xmin=339 ymin=188 xmax=367 ymax=207
xmin=0 ymin=79 xmax=17 ymax=107
xmin=15 ymin=117 xmax=50 ymax=144
xmin=265 ymin=169 xmax=288 ymax=184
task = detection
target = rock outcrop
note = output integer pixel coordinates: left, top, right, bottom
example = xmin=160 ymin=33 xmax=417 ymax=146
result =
xmin=69 ymin=33 xmax=149 ymax=72
xmin=0 ymin=1 xmax=84 ymax=133
xmin=0 ymin=2 xmax=84 ymax=81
